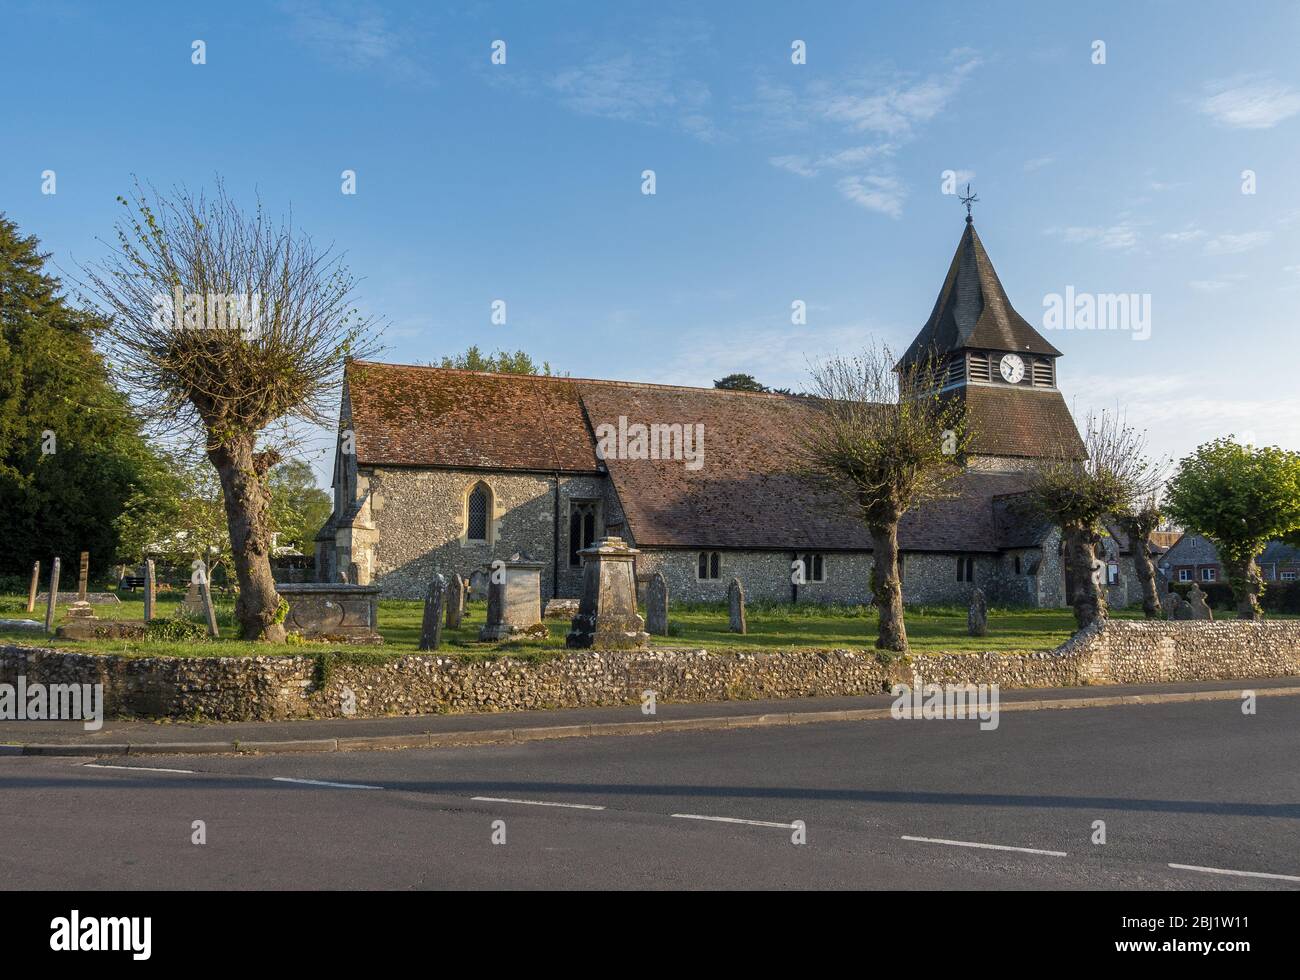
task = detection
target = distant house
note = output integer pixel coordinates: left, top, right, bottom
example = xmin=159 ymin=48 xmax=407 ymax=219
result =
xmin=1159 ymin=534 xmax=1300 ymax=584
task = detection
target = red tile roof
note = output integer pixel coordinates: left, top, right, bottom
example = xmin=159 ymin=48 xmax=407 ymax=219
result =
xmin=961 ymin=385 xmax=1086 ymax=459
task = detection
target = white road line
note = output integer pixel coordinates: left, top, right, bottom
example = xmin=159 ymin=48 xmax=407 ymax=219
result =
xmin=472 ymin=796 xmax=606 ymax=810
xmin=82 ymin=763 xmax=195 ymax=774
xmin=1169 ymin=863 xmax=1300 ymax=883
xmin=272 ymin=777 xmax=383 ymax=790
xmin=901 ymin=835 xmax=1067 ymax=857
xmin=672 ymin=813 xmax=798 ymax=829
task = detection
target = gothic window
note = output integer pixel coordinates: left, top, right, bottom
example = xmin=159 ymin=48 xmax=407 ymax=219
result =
xmin=798 ymin=552 xmax=825 ymax=582
xmin=466 ymin=482 xmax=491 ymax=543
xmin=698 ymin=551 xmax=721 ymax=580
xmin=956 ymin=555 xmax=975 ymax=582
xmin=569 ymin=500 xmax=598 ymax=566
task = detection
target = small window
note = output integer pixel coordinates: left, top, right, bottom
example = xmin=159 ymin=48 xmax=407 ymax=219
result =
xmin=798 ymin=552 xmax=826 ymax=583
xmin=466 ymin=483 xmax=490 ymax=542
xmin=1282 ymin=570 xmax=1297 ymax=582
xmin=568 ymin=500 xmax=598 ymax=566
xmin=1178 ymin=568 xmax=1192 ymax=582
xmin=698 ymin=552 xmax=721 ymax=580
xmin=1107 ymin=562 xmax=1119 ymax=585
xmin=1202 ymin=567 xmax=1217 ymax=582
xmin=956 ymin=555 xmax=974 ymax=582
xmin=1014 ymin=555 xmax=1022 ymax=575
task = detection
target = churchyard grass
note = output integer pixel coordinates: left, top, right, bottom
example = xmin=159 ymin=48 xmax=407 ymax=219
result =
xmin=0 ymin=589 xmax=1225 ymax=659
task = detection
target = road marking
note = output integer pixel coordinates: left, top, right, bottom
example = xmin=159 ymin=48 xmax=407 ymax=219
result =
xmin=272 ymin=777 xmax=383 ymax=790
xmin=471 ymin=796 xmax=606 ymax=810
xmin=1168 ymin=863 xmax=1300 ymax=883
xmin=901 ymin=835 xmax=1067 ymax=857
xmin=82 ymin=763 xmax=195 ymax=774
xmin=672 ymin=813 xmax=798 ymax=829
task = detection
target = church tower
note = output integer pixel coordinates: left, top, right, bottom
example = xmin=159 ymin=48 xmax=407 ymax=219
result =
xmin=900 ymin=213 xmax=1085 ymax=470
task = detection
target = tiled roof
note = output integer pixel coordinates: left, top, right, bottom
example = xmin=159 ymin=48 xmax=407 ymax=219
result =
xmin=961 ymin=385 xmax=1086 ymax=459
xmin=900 ymin=220 xmax=1062 ymax=367
xmin=346 ymin=361 xmax=600 ymax=472
xmin=346 ymin=361 xmax=1057 ymax=553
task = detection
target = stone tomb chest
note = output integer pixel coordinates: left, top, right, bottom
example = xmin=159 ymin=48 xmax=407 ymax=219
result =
xmin=276 ymin=584 xmax=383 ymax=643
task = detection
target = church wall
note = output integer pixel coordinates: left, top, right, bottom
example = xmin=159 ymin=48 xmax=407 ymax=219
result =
xmin=356 ymin=466 xmax=607 ymax=599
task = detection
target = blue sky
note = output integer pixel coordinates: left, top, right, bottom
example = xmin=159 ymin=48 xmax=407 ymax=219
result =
xmin=3 ymin=0 xmax=1299 ymax=487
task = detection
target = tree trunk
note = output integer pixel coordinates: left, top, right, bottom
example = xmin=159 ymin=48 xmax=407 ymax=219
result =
xmin=869 ymin=522 xmax=907 ymax=652
xmin=209 ymin=437 xmax=285 ymax=642
xmin=1130 ymin=531 xmax=1161 ymax=619
xmin=1227 ymin=556 xmax=1263 ymax=620
xmin=1064 ymin=525 xmax=1107 ymax=630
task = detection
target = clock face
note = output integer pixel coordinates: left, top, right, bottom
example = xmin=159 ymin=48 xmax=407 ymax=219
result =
xmin=999 ymin=353 xmax=1025 ymax=384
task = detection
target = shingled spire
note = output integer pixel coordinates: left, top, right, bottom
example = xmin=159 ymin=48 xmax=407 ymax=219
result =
xmin=899 ymin=218 xmax=1061 ymax=368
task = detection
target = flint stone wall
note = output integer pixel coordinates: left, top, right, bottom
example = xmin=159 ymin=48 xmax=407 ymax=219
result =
xmin=1 ymin=620 xmax=1296 ymax=723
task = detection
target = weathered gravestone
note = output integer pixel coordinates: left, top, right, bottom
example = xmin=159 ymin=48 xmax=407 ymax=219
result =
xmin=1167 ymin=589 xmax=1191 ymax=620
xmin=180 ymin=580 xmax=206 ymax=616
xmin=277 ymin=584 xmax=383 ymax=643
xmin=967 ymin=587 xmax=988 ymax=637
xmin=728 ymin=578 xmax=747 ymax=634
xmin=468 ymin=569 xmax=489 ymax=601
xmin=646 ymin=571 xmax=669 ymax=636
xmin=420 ymin=574 xmax=447 ymax=651
xmin=566 ymin=537 xmax=648 ymax=649
xmin=144 ymin=559 xmax=157 ymax=622
xmin=44 ymin=557 xmax=60 ymax=634
xmin=26 ymin=561 xmax=39 ymax=613
xmin=445 ymin=572 xmax=465 ymax=629
xmin=479 ymin=556 xmax=545 ymax=641
xmin=1187 ymin=583 xmax=1214 ymax=621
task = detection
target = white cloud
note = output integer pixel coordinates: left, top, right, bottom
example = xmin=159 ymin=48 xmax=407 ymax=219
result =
xmin=1204 ymin=231 xmax=1272 ymax=255
xmin=837 ymin=175 xmax=906 ymax=218
xmin=1199 ymin=77 xmax=1300 ymax=129
xmin=769 ymin=143 xmax=895 ymax=178
xmin=1161 ymin=227 xmax=1207 ymax=245
xmin=281 ymin=0 xmax=434 ymax=87
xmin=813 ymin=56 xmax=981 ymax=137
xmin=548 ymin=52 xmax=717 ymax=140
xmin=1023 ymin=155 xmax=1055 ymax=173
xmin=1048 ymin=223 xmax=1140 ymax=251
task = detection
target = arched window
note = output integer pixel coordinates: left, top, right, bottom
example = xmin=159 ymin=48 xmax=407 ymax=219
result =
xmin=466 ymin=482 xmax=490 ymax=543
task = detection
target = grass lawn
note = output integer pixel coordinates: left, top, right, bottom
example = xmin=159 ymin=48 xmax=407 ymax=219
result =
xmin=0 ymin=588 xmax=1152 ymax=660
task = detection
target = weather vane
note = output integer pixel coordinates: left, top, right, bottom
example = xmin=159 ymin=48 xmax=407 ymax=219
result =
xmin=959 ymin=183 xmax=979 ymax=221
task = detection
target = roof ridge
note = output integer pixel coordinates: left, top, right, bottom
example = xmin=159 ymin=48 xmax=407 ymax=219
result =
xmin=347 ymin=359 xmax=806 ymax=400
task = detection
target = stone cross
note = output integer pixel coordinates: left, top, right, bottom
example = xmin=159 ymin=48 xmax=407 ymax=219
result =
xmin=144 ymin=559 xmax=157 ymax=622
xmin=446 ymin=572 xmax=465 ymax=630
xmin=646 ymin=571 xmax=669 ymax=636
xmin=565 ymin=537 xmax=648 ymax=649
xmin=967 ymin=587 xmax=988 ymax=637
xmin=44 ymin=557 xmax=60 ymax=633
xmin=728 ymin=578 xmax=747 ymax=634
xmin=420 ymin=574 xmax=447 ymax=651
xmin=26 ymin=560 xmax=39 ymax=614
xmin=77 ymin=551 xmax=89 ymax=601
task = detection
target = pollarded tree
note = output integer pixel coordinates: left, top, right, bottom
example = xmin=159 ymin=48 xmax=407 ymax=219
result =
xmin=82 ymin=180 xmax=379 ymax=640
xmin=1030 ymin=413 xmax=1160 ymax=630
xmin=1115 ymin=496 xmax=1163 ymax=619
xmin=1164 ymin=438 xmax=1300 ymax=620
xmin=800 ymin=345 xmax=968 ymax=652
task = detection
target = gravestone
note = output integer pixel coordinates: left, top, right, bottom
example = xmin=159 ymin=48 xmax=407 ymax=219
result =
xmin=967 ymin=587 xmax=988 ymax=637
xmin=277 ymin=584 xmax=383 ymax=643
xmin=144 ymin=559 xmax=156 ymax=622
xmin=468 ymin=569 xmax=489 ymax=601
xmin=44 ymin=557 xmax=61 ymax=634
xmin=728 ymin=578 xmax=747 ymax=634
xmin=66 ymin=551 xmax=97 ymax=621
xmin=26 ymin=561 xmax=39 ymax=613
xmin=566 ymin=537 xmax=648 ymax=649
xmin=446 ymin=572 xmax=465 ymax=629
xmin=479 ymin=556 xmax=545 ymax=641
xmin=646 ymin=571 xmax=669 ymax=636
xmin=199 ymin=579 xmax=220 ymax=637
xmin=420 ymin=574 xmax=447 ymax=651
xmin=1187 ymin=583 xmax=1214 ymax=621
xmin=1166 ymin=590 xmax=1190 ymax=620
xmin=181 ymin=562 xmax=206 ymax=615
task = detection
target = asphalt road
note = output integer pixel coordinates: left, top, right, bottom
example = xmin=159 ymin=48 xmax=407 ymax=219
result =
xmin=1 ymin=696 xmax=1297 ymax=890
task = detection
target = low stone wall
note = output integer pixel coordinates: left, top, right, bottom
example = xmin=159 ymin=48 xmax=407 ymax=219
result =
xmin=1 ymin=620 xmax=1297 ymax=722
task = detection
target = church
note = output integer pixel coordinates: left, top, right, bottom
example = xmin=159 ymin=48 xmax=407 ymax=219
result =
xmin=317 ymin=217 xmax=1148 ymax=609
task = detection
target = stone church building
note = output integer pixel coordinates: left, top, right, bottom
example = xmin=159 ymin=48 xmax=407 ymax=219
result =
xmin=317 ymin=218 xmax=1148 ymax=609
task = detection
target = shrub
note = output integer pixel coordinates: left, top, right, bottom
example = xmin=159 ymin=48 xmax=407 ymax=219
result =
xmin=144 ymin=616 xmax=208 ymax=642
